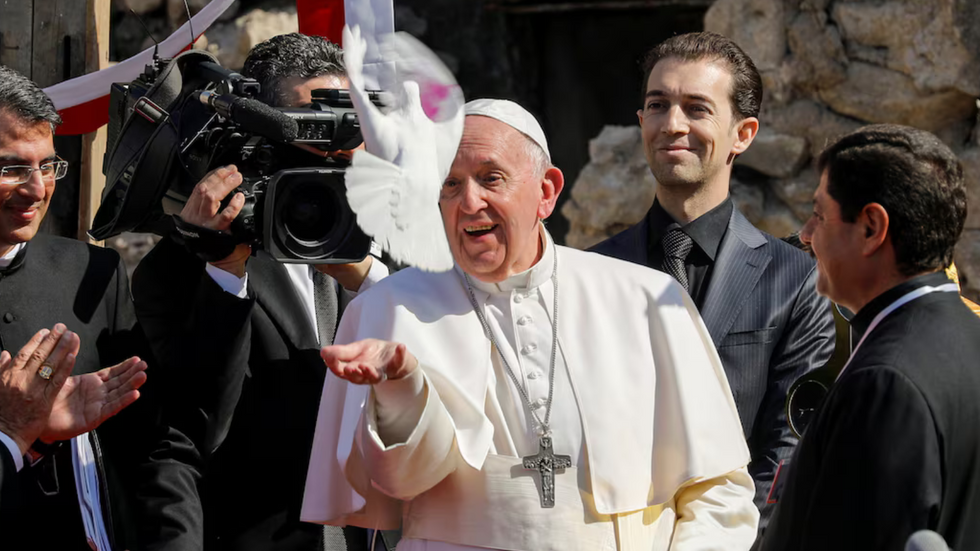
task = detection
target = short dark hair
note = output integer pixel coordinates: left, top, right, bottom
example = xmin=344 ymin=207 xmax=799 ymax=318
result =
xmin=0 ymin=65 xmax=62 ymax=129
xmin=242 ymin=33 xmax=346 ymax=107
xmin=818 ymin=124 xmax=967 ymax=276
xmin=640 ymin=32 xmax=763 ymax=121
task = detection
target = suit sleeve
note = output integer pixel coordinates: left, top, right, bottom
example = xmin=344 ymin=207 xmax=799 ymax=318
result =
xmin=133 ymin=234 xmax=255 ymax=454
xmin=784 ymin=367 xmax=941 ymax=551
xmin=76 ymin=247 xmax=202 ymax=551
xmin=749 ymin=266 xmax=835 ymax=526
xmin=129 ymin=235 xmax=255 ymax=550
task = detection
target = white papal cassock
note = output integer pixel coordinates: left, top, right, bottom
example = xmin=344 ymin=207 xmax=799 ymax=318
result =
xmin=302 ymin=227 xmax=759 ymax=550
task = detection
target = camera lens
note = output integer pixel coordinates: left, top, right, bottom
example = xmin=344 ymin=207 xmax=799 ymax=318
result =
xmin=270 ymin=169 xmax=360 ymax=261
xmin=281 ymin=182 xmax=337 ymax=246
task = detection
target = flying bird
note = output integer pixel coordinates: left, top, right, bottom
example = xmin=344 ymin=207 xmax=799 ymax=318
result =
xmin=342 ymin=24 xmax=463 ymax=272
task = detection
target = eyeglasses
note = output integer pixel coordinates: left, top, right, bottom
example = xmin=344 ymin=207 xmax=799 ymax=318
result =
xmin=0 ymin=158 xmax=68 ymax=186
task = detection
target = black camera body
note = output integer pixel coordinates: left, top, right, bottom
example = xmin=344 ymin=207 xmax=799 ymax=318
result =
xmin=93 ymin=50 xmax=376 ymax=264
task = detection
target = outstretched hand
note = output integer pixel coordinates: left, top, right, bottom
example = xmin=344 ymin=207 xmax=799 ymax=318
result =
xmin=321 ymin=339 xmax=418 ymax=385
xmin=39 ymin=357 xmax=148 ymax=444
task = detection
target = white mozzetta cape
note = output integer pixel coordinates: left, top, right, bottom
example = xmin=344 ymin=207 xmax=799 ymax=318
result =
xmin=302 ymin=245 xmax=751 ymax=531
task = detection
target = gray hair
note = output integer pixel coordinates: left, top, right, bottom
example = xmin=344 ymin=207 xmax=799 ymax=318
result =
xmin=0 ymin=65 xmax=62 ymax=131
xmin=521 ymin=133 xmax=551 ymax=178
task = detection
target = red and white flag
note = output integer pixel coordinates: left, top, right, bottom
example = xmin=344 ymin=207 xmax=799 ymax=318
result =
xmin=44 ymin=0 xmax=237 ymax=135
xmin=45 ymin=0 xmax=392 ymax=136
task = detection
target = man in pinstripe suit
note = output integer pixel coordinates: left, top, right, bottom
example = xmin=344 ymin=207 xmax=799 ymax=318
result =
xmin=592 ymin=32 xmax=835 ymax=529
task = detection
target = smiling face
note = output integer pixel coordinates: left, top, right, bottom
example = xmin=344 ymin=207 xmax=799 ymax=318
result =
xmin=800 ymin=171 xmax=865 ymax=308
xmin=439 ymin=115 xmax=563 ymax=283
xmin=0 ymin=110 xmax=57 ymax=256
xmin=638 ymin=57 xmax=755 ymax=196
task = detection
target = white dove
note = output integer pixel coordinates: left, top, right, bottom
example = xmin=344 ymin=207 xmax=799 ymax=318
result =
xmin=342 ymin=24 xmax=463 ymax=272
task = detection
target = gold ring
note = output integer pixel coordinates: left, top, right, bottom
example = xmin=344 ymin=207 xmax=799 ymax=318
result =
xmin=37 ymin=364 xmax=54 ymax=380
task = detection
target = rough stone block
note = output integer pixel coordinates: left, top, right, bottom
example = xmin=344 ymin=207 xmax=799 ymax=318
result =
xmin=736 ymin=127 xmax=809 ymax=179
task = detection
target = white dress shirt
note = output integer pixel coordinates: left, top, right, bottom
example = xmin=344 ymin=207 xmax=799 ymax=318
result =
xmin=206 ymin=255 xmax=388 ymax=335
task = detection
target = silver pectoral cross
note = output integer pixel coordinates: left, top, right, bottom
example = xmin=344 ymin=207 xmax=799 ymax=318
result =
xmin=522 ymin=435 xmax=572 ymax=508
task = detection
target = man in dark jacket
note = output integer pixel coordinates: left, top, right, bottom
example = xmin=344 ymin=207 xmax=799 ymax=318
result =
xmin=757 ymin=124 xmax=980 ymax=550
xmin=133 ymin=34 xmax=388 ymax=550
xmin=592 ymin=32 xmax=835 ymax=527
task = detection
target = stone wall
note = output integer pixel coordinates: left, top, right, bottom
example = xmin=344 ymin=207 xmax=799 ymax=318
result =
xmin=563 ymin=0 xmax=980 ymax=300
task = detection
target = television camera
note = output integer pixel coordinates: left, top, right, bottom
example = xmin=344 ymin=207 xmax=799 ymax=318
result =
xmin=91 ymin=49 xmax=380 ymax=263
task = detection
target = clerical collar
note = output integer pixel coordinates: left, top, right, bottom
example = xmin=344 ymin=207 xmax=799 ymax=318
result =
xmin=849 ymin=271 xmax=953 ymax=336
xmin=461 ymin=224 xmax=554 ymax=295
xmin=647 ymin=197 xmax=732 ymax=261
xmin=0 ymin=242 xmax=27 ymax=273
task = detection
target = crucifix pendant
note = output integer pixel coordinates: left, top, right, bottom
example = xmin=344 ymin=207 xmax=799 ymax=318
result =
xmin=522 ymin=435 xmax=572 ymax=508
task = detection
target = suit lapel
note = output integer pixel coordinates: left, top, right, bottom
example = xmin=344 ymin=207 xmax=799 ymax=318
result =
xmin=700 ymin=210 xmax=772 ymax=344
xmin=249 ymin=254 xmax=319 ymax=350
xmin=614 ymin=213 xmax=652 ymax=266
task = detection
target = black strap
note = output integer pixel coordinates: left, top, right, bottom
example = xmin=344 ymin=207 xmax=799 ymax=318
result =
xmin=172 ymin=215 xmax=241 ymax=263
xmin=91 ymin=50 xmax=220 ymax=241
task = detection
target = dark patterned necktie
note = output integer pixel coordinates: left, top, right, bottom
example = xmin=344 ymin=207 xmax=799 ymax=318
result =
xmin=662 ymin=228 xmax=694 ymax=293
xmin=313 ymin=270 xmax=347 ymax=550
xmin=313 ymin=270 xmax=338 ymax=347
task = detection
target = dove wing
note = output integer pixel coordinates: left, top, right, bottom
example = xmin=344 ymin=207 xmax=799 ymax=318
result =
xmin=345 ymin=150 xmax=453 ymax=271
xmin=343 ymin=25 xmax=399 ymax=161
xmin=343 ymin=31 xmax=462 ymax=272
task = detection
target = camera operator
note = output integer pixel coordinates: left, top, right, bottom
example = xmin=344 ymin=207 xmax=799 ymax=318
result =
xmin=132 ymin=34 xmax=388 ymax=551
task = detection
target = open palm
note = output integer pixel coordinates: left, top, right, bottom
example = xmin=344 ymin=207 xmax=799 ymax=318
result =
xmin=40 ymin=357 xmax=147 ymax=443
xmin=321 ymin=339 xmax=418 ymax=385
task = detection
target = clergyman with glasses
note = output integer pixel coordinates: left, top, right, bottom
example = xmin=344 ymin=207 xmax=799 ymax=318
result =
xmin=0 ymin=64 xmax=184 ymax=551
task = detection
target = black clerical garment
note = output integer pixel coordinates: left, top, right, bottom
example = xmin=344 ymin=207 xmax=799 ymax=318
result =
xmin=759 ymin=272 xmax=980 ymax=551
xmin=0 ymin=234 xmax=194 ymax=550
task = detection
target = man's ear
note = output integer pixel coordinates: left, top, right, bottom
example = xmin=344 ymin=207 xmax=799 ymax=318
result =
xmin=731 ymin=116 xmax=759 ymax=156
xmin=537 ymin=166 xmax=565 ymax=219
xmin=860 ymin=203 xmax=890 ymax=257
xmin=636 ymin=109 xmax=644 ymax=127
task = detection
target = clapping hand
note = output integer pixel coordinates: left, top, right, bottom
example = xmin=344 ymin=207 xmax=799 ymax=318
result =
xmin=0 ymin=323 xmax=148 ymax=455
xmin=321 ymin=338 xmax=418 ymax=385
xmin=0 ymin=325 xmax=79 ymax=454
xmin=39 ymin=356 xmax=147 ymax=444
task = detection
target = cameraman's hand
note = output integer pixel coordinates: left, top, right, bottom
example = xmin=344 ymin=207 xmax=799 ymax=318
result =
xmin=315 ymin=256 xmax=374 ymax=293
xmin=181 ymin=165 xmax=251 ymax=278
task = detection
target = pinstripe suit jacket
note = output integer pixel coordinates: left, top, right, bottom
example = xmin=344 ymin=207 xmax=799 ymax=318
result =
xmin=592 ymin=206 xmax=835 ymax=528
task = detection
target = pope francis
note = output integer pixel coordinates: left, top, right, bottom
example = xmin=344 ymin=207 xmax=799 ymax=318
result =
xmin=302 ymin=99 xmax=759 ymax=550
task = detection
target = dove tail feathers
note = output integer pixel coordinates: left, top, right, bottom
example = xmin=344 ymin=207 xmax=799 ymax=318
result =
xmin=346 ymin=151 xmax=455 ymax=272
